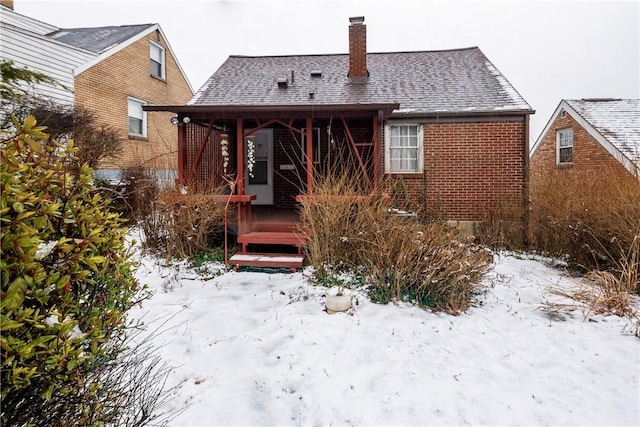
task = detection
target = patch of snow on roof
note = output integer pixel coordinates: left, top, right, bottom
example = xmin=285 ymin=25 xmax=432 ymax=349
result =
xmin=567 ymin=99 xmax=640 ymax=168
xmin=485 ymin=60 xmax=531 ymax=111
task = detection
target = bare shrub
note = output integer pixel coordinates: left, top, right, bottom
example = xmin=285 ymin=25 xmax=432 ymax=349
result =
xmin=357 ymin=212 xmax=492 ymax=314
xmin=299 ymin=172 xmax=492 ymax=314
xmin=141 ymin=184 xmax=234 ymax=259
xmin=298 ymin=172 xmax=373 ymax=274
xmin=530 ymin=169 xmax=640 ymax=273
xmin=547 ymin=234 xmax=639 ymax=317
xmin=121 ymin=166 xmax=160 ymax=220
xmin=475 ymin=196 xmax=527 ymax=250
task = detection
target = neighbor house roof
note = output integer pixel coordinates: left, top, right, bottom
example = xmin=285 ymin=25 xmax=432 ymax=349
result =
xmin=0 ymin=6 xmax=194 ymax=98
xmin=531 ymin=98 xmax=640 ymax=177
xmin=188 ymin=47 xmax=532 ymax=117
xmin=48 ymin=24 xmax=155 ymax=54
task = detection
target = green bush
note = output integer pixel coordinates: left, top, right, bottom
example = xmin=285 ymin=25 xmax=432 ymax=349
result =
xmin=0 ymin=116 xmax=149 ymax=425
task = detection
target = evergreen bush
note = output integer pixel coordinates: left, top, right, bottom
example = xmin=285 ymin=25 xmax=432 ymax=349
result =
xmin=0 ymin=115 xmax=153 ymax=425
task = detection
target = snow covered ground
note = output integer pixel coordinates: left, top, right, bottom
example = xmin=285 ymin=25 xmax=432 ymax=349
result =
xmin=128 ymin=237 xmax=640 ymax=426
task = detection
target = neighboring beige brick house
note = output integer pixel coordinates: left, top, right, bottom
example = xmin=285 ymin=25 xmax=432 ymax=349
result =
xmin=530 ymin=99 xmax=640 ymax=183
xmin=0 ymin=0 xmax=193 ymax=183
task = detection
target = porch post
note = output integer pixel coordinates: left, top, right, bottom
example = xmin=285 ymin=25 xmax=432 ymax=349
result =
xmin=236 ymin=117 xmax=245 ymax=195
xmin=373 ymin=111 xmax=380 ymax=187
xmin=177 ymin=119 xmax=186 ymax=185
xmin=306 ymin=116 xmax=313 ymax=193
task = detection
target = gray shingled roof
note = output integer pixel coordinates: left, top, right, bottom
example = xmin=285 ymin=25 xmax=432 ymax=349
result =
xmin=189 ymin=47 xmax=532 ymax=116
xmin=565 ymin=99 xmax=640 ymax=167
xmin=47 ymin=24 xmax=154 ymax=54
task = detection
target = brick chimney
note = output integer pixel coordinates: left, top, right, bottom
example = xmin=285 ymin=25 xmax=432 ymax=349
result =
xmin=348 ymin=16 xmax=368 ymax=83
xmin=1 ymin=0 xmax=14 ymax=9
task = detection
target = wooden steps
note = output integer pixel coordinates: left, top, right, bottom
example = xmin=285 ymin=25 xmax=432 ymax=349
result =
xmin=229 ymin=252 xmax=305 ymax=272
xmin=231 ymin=207 xmax=307 ymax=271
xmin=236 ymin=231 xmax=306 ymax=247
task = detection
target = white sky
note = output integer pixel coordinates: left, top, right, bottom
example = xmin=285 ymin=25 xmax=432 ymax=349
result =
xmin=13 ymin=0 xmax=640 ymax=142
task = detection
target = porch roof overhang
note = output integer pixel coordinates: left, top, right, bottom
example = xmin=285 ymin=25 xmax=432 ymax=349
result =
xmin=143 ymin=103 xmax=400 ymax=119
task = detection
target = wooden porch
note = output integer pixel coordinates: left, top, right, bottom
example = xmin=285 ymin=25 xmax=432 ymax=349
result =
xmin=146 ymin=103 xmax=398 ymax=271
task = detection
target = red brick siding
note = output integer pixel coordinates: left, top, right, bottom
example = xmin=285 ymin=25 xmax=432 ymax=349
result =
xmin=348 ymin=23 xmax=367 ymax=78
xmin=74 ymin=30 xmax=192 ymax=171
xmin=384 ymin=120 xmax=527 ymax=221
xmin=530 ymin=113 xmax=633 ymax=182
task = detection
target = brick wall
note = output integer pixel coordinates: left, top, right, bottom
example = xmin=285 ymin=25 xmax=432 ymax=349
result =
xmin=74 ymin=29 xmax=192 ymax=172
xmin=348 ymin=20 xmax=367 ymax=80
xmin=384 ymin=120 xmax=527 ymax=221
xmin=530 ymin=113 xmax=632 ymax=182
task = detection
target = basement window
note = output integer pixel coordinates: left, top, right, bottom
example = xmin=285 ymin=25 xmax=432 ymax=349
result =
xmin=556 ymin=128 xmax=573 ymax=165
xmin=385 ymin=124 xmax=424 ymax=174
xmin=150 ymin=40 xmax=165 ymax=79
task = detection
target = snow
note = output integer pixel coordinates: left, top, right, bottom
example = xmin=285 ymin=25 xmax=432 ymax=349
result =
xmin=128 ymin=237 xmax=640 ymax=426
xmin=230 ymin=254 xmax=305 ymax=263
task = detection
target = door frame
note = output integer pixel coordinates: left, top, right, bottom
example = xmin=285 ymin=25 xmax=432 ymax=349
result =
xmin=245 ymin=128 xmax=274 ymax=205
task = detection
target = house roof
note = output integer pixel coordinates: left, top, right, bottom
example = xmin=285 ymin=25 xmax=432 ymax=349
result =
xmin=1 ymin=6 xmax=194 ymax=95
xmin=532 ymin=98 xmax=640 ymax=177
xmin=47 ymin=24 xmax=155 ymax=54
xmin=187 ymin=47 xmax=532 ymax=117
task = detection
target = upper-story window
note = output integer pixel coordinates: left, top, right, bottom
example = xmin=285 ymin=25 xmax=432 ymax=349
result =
xmin=128 ymin=97 xmax=147 ymax=137
xmin=556 ymin=128 xmax=573 ymax=165
xmin=150 ymin=40 xmax=165 ymax=79
xmin=385 ymin=124 xmax=424 ymax=174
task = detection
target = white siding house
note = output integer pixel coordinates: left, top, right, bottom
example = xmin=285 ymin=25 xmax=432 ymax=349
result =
xmin=1 ymin=21 xmax=94 ymax=105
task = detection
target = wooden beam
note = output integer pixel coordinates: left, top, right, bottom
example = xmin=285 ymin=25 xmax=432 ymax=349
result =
xmin=373 ymin=112 xmax=380 ymax=187
xmin=306 ymin=117 xmax=313 ymax=193
xmin=236 ymin=118 xmax=245 ymax=195
xmin=244 ymin=118 xmax=304 ymax=136
xmin=340 ymin=117 xmax=371 ymax=188
xmin=177 ymin=119 xmax=186 ymax=185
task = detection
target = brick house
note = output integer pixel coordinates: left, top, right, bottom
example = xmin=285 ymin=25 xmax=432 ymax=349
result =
xmin=0 ymin=0 xmax=193 ymax=183
xmin=147 ymin=16 xmax=533 ymax=269
xmin=530 ymin=99 xmax=640 ymax=182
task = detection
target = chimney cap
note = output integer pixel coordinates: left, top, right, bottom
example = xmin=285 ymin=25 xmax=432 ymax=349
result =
xmin=349 ymin=16 xmax=365 ymax=25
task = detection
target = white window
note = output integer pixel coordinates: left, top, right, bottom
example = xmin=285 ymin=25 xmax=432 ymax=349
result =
xmin=128 ymin=97 xmax=147 ymax=137
xmin=385 ymin=124 xmax=423 ymax=173
xmin=556 ymin=128 xmax=573 ymax=165
xmin=150 ymin=40 xmax=165 ymax=79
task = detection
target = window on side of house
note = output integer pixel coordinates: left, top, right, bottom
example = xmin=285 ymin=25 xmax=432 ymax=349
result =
xmin=385 ymin=124 xmax=423 ymax=174
xmin=128 ymin=97 xmax=147 ymax=137
xmin=556 ymin=128 xmax=573 ymax=165
xmin=150 ymin=40 xmax=165 ymax=79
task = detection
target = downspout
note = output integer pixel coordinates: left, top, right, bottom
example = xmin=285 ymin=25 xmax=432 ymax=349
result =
xmin=523 ymin=113 xmax=531 ymax=247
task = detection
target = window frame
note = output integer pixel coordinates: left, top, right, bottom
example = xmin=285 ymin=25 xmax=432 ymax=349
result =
xmin=127 ymin=96 xmax=147 ymax=138
xmin=149 ymin=40 xmax=165 ymax=79
xmin=556 ymin=127 xmax=573 ymax=165
xmin=384 ymin=123 xmax=424 ymax=174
